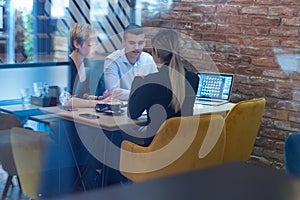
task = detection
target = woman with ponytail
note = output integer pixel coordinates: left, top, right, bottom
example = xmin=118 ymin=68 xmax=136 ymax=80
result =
xmin=126 ymin=29 xmax=199 ymax=146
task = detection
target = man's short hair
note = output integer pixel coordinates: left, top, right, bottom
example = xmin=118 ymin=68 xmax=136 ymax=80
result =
xmin=123 ymin=24 xmax=144 ymax=39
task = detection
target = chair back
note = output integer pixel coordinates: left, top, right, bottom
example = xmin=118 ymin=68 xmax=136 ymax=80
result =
xmin=284 ymin=132 xmax=300 ymax=177
xmin=0 ymin=112 xmax=23 ymax=130
xmin=223 ymin=98 xmax=266 ymax=162
xmin=0 ymin=113 xmax=23 ymax=174
xmin=120 ymin=114 xmax=226 ymax=182
xmin=10 ymin=127 xmax=49 ymax=199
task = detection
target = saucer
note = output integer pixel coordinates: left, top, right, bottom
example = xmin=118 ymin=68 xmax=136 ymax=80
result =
xmin=103 ymin=109 xmax=125 ymax=116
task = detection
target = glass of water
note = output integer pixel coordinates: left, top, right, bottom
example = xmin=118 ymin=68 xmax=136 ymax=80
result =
xmin=59 ymin=88 xmax=71 ymax=106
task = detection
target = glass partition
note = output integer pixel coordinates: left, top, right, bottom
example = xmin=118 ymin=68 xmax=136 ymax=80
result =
xmin=0 ymin=0 xmax=134 ymax=64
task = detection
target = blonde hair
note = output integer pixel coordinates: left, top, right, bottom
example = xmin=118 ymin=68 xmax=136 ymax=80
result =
xmin=70 ymin=23 xmax=93 ymax=51
xmin=152 ymin=30 xmax=185 ymax=112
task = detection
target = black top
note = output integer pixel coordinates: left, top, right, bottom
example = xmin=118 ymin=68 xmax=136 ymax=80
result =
xmin=127 ymin=66 xmax=199 ymax=138
xmin=69 ymin=57 xmax=90 ymax=98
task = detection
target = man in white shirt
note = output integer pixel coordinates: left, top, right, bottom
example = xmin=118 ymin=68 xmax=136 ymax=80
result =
xmin=104 ymin=24 xmax=157 ymax=101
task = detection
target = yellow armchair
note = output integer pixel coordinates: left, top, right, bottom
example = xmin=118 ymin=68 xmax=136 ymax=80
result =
xmin=0 ymin=113 xmax=23 ymax=199
xmin=10 ymin=127 xmax=49 ymax=199
xmin=120 ymin=114 xmax=226 ymax=182
xmin=223 ymin=98 xmax=266 ymax=163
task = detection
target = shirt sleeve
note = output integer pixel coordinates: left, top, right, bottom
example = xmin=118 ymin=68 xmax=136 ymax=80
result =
xmin=104 ymin=58 xmax=120 ymax=90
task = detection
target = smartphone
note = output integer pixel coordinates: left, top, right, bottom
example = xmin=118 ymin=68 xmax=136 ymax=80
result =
xmin=79 ymin=113 xmax=100 ymax=119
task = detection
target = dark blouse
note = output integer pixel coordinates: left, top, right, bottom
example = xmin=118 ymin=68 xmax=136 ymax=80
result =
xmin=127 ymin=66 xmax=199 ymax=139
xmin=69 ymin=57 xmax=90 ymax=98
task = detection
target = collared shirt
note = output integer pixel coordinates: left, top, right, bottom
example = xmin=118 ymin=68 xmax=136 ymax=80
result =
xmin=104 ymin=48 xmax=158 ymax=91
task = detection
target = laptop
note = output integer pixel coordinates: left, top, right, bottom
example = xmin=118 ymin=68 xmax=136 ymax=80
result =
xmin=195 ymin=73 xmax=234 ymax=106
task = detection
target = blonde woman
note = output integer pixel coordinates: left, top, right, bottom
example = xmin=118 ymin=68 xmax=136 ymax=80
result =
xmin=126 ymin=29 xmax=199 ymax=146
xmin=64 ymin=23 xmax=103 ymax=107
xmin=69 ymin=22 xmax=95 ymax=97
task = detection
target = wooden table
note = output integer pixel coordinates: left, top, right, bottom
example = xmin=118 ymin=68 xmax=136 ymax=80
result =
xmin=39 ymin=102 xmax=235 ymax=131
xmin=39 ymin=106 xmax=147 ymax=131
xmin=0 ymin=101 xmax=235 ymax=131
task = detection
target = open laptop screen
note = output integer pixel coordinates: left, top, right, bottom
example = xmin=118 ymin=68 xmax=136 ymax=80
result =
xmin=196 ymin=73 xmax=233 ymax=100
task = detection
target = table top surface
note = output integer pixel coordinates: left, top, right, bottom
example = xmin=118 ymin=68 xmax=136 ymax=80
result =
xmin=0 ymin=102 xmax=235 ymax=131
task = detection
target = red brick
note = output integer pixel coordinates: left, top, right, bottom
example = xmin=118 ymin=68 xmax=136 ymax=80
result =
xmin=235 ymin=84 xmax=266 ymax=96
xmin=255 ymin=137 xmax=275 ymax=149
xmin=265 ymin=88 xmax=292 ymax=100
xmin=142 ymin=20 xmax=173 ymax=28
xmin=195 ymin=61 xmax=220 ymax=71
xmin=263 ymin=70 xmax=290 ymax=79
xmin=261 ymin=127 xmax=288 ymax=140
xmin=227 ymin=16 xmax=252 ymax=25
xmin=215 ymin=43 xmax=239 ymax=53
xmin=282 ymin=17 xmax=300 ymax=27
xmin=263 ymin=69 xmax=289 ymax=79
xmin=252 ymin=57 xmax=278 ymax=68
xmin=160 ymin=12 xmax=182 ymax=20
xmin=236 ymin=65 xmax=264 ymax=76
xmin=242 ymin=27 xmax=269 ymax=36
xmin=172 ymin=3 xmax=193 ymax=12
xmin=241 ymin=56 xmax=252 ymax=64
xmin=192 ymin=5 xmax=216 ymax=14
xmin=189 ymin=32 xmax=202 ymax=41
xmin=216 ymin=24 xmax=242 ymax=34
xmin=233 ymin=74 xmax=250 ymax=84
xmin=289 ymin=111 xmax=300 ymax=123
xmin=205 ymin=15 xmax=228 ymax=24
xmin=263 ymin=149 xmax=285 ymax=162
xmin=241 ymin=6 xmax=268 ymax=15
xmin=207 ymin=52 xmax=226 ymax=61
xmin=240 ymin=47 xmax=266 ymax=56
xmin=174 ymin=21 xmax=193 ymax=30
xmin=216 ymin=5 xmax=240 ymax=15
xmin=181 ymin=0 xmax=214 ymax=2
xmin=202 ymin=34 xmax=226 ymax=42
xmin=215 ymin=63 xmax=236 ymax=73
xmin=227 ymin=0 xmax=253 ymax=3
xmin=181 ymin=49 xmax=204 ymax=59
xmin=181 ymin=12 xmax=204 ymax=21
xmin=264 ymin=109 xmax=289 ymax=120
xmin=252 ymin=17 xmax=281 ymax=26
xmin=276 ymin=79 xmax=293 ymax=89
xmin=270 ymin=28 xmax=299 ymax=37
xmin=255 ymin=0 xmax=281 ymax=5
xmin=194 ymin=23 xmax=216 ymax=32
xmin=226 ymin=35 xmax=251 ymax=46
xmin=250 ymin=76 xmax=276 ymax=87
xmin=292 ymin=72 xmax=300 ymax=80
xmin=269 ymin=6 xmax=298 ymax=16
xmin=281 ymin=40 xmax=300 ymax=48
xmin=252 ymin=38 xmax=280 ymax=47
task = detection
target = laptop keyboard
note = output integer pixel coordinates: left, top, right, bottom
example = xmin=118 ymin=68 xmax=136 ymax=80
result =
xmin=195 ymin=98 xmax=228 ymax=106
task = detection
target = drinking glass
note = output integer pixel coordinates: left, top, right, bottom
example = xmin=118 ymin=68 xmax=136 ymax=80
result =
xmin=59 ymin=88 xmax=71 ymax=106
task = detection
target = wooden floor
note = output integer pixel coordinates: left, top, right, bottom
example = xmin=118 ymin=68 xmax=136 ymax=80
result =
xmin=0 ymin=165 xmax=27 ymax=200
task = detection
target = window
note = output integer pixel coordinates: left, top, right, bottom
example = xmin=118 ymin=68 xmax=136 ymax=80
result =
xmin=1 ymin=0 xmax=134 ymax=64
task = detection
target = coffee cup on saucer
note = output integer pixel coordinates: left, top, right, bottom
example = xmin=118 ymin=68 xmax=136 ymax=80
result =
xmin=109 ymin=102 xmax=121 ymax=112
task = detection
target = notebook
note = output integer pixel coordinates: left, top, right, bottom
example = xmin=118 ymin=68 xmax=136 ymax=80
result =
xmin=195 ymin=73 xmax=234 ymax=106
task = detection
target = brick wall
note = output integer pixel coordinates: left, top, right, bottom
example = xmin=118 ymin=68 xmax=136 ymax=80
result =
xmin=141 ymin=0 xmax=300 ymax=170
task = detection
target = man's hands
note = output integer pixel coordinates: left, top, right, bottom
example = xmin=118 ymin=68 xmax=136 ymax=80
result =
xmin=101 ymin=87 xmax=130 ymax=101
